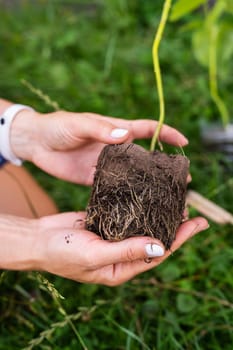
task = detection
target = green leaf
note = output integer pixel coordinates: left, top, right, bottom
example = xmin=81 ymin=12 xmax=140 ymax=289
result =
xmin=176 ymin=293 xmax=198 ymax=313
xmin=192 ymin=27 xmax=210 ymax=67
xmin=226 ymin=0 xmax=233 ymax=14
xmin=107 ymin=317 xmax=151 ymax=350
xmin=218 ymin=22 xmax=233 ymax=63
xmin=179 ymin=19 xmax=203 ymax=33
xmin=170 ymin=0 xmax=206 ymax=21
xmin=192 ymin=20 xmax=233 ymax=76
xmin=160 ymin=264 xmax=181 ymax=282
xmin=206 ymin=0 xmax=226 ymax=25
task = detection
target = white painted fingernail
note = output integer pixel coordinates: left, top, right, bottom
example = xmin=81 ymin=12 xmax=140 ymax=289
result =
xmin=145 ymin=244 xmax=164 ymax=257
xmin=110 ymin=128 xmax=129 ymax=138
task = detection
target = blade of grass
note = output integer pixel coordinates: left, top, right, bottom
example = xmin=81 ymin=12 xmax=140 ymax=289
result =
xmin=106 ymin=316 xmax=152 ymax=350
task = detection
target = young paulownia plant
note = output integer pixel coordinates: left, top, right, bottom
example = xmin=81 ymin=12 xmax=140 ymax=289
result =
xmin=86 ymin=0 xmax=189 ymax=250
xmin=170 ymin=0 xmax=233 ymax=158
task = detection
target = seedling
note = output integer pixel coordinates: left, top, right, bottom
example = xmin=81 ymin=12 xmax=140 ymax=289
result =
xmin=86 ymin=0 xmax=189 ymax=250
xmin=170 ymin=0 xmax=233 ymax=158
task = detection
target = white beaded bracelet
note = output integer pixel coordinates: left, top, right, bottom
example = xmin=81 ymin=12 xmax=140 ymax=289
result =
xmin=0 ymin=104 xmax=34 ymax=166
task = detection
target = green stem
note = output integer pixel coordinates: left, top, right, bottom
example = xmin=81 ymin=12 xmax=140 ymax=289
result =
xmin=150 ymin=0 xmax=172 ymax=152
xmin=34 ymin=273 xmax=88 ymax=350
xmin=209 ymin=26 xmax=229 ymax=127
xmin=67 ymin=317 xmax=88 ymax=350
xmin=21 ymin=79 xmax=60 ymax=111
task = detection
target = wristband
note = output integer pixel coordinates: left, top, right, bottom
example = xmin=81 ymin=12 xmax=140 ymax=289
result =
xmin=0 ymin=104 xmax=34 ymax=166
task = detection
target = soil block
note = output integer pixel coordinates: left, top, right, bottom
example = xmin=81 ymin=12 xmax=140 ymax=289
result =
xmin=86 ymin=143 xmax=189 ymax=250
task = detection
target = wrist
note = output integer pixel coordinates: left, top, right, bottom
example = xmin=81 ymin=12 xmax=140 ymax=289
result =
xmin=0 ymin=99 xmax=12 ymax=114
xmin=0 ymin=215 xmax=43 ymax=271
xmin=10 ymin=108 xmax=41 ymax=162
xmin=0 ymin=100 xmax=40 ymax=164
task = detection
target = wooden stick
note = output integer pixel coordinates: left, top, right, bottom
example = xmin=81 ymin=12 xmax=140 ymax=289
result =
xmin=186 ymin=190 xmax=233 ymax=225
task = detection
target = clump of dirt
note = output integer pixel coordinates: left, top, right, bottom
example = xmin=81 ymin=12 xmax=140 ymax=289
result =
xmin=86 ymin=143 xmax=189 ymax=250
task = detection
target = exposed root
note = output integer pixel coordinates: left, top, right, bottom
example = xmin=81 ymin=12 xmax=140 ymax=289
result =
xmin=86 ymin=144 xmax=189 ymax=250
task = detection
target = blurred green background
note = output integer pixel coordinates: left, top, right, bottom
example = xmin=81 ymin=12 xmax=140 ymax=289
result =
xmin=0 ymin=0 xmax=232 ymax=349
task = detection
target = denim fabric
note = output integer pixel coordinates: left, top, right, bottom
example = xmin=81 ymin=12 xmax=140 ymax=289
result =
xmin=0 ymin=154 xmax=7 ymax=167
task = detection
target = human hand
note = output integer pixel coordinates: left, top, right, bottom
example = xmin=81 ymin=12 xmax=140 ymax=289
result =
xmin=11 ymin=110 xmax=188 ymax=185
xmin=36 ymin=212 xmax=209 ymax=286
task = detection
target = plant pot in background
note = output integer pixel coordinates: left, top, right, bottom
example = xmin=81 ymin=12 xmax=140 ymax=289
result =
xmin=201 ymin=123 xmax=233 ymax=161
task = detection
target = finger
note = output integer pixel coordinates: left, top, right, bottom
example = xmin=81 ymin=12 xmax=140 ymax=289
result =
xmin=68 ymin=113 xmax=131 ymax=144
xmin=39 ymin=211 xmax=86 ymax=229
xmin=90 ymin=236 xmax=165 ymax=267
xmin=95 ymin=217 xmax=208 ymax=270
xmin=129 ymin=120 xmax=189 ymax=147
xmin=100 ymin=217 xmax=209 ymax=286
xmin=166 ymin=216 xmax=209 ymax=253
xmin=74 ymin=114 xmax=188 ymax=147
xmin=84 ymin=217 xmax=207 ymax=270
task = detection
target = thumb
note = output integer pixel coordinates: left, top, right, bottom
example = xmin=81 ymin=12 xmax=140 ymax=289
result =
xmin=94 ymin=236 xmax=165 ymax=266
xmin=70 ymin=113 xmax=130 ymax=144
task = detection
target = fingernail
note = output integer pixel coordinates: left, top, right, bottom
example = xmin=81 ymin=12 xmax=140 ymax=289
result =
xmin=145 ymin=243 xmax=165 ymax=257
xmin=201 ymin=223 xmax=210 ymax=231
xmin=110 ymin=128 xmax=129 ymax=138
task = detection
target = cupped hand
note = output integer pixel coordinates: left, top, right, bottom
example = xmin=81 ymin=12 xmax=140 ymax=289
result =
xmin=12 ymin=110 xmax=188 ymax=185
xmin=36 ymin=212 xmax=209 ymax=286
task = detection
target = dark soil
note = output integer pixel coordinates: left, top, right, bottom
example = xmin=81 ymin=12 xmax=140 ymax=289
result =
xmin=86 ymin=143 xmax=189 ymax=250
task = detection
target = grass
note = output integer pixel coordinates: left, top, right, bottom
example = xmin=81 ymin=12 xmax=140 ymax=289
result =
xmin=0 ymin=0 xmax=233 ymax=349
